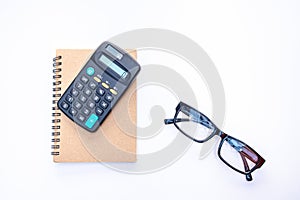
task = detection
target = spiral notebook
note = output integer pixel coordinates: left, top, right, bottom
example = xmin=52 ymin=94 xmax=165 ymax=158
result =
xmin=52 ymin=49 xmax=137 ymax=162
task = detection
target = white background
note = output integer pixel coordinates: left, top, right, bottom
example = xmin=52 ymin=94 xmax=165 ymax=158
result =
xmin=0 ymin=0 xmax=299 ymax=199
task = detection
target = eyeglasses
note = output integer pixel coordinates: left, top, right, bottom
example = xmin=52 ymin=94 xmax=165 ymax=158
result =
xmin=164 ymin=102 xmax=265 ymax=181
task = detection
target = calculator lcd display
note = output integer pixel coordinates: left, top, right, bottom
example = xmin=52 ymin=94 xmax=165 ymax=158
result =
xmin=99 ymin=54 xmax=128 ymax=79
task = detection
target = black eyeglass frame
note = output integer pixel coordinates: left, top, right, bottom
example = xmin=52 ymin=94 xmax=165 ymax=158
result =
xmin=164 ymin=102 xmax=265 ymax=181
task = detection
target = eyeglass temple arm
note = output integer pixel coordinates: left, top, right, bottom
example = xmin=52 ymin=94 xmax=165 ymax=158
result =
xmin=164 ymin=118 xmax=213 ymax=130
xmin=240 ymin=154 xmax=253 ymax=181
xmin=226 ymin=135 xmax=254 ymax=181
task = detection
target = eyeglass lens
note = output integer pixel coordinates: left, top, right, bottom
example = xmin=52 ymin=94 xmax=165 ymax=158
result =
xmin=175 ymin=106 xmax=215 ymax=141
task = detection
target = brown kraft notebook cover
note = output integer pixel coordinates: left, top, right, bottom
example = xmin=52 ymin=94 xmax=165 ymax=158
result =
xmin=52 ymin=49 xmax=137 ymax=162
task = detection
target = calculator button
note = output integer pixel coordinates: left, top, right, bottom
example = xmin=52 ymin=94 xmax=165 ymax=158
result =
xmin=87 ymin=100 xmax=95 ymax=109
xmin=79 ymin=94 xmax=87 ymax=103
xmin=85 ymin=114 xmax=98 ymax=129
xmin=74 ymin=101 xmax=82 ymax=110
xmin=80 ymin=75 xmax=89 ymax=84
xmin=66 ymin=95 xmax=74 ymax=103
xmin=61 ymin=101 xmax=69 ymax=110
xmin=88 ymin=81 xmax=97 ymax=90
xmin=96 ymin=87 xmax=105 ymax=96
xmin=109 ymin=89 xmax=118 ymax=95
xmin=71 ymin=88 xmax=79 ymax=97
xmin=69 ymin=108 xmax=77 ymax=116
xmin=93 ymin=76 xmax=101 ymax=83
xmin=77 ymin=114 xmax=86 ymax=122
xmin=75 ymin=82 xmax=84 ymax=91
xmin=82 ymin=107 xmax=90 ymax=116
xmin=95 ymin=107 xmax=103 ymax=116
xmin=102 ymin=82 xmax=109 ymax=89
xmin=100 ymin=101 xmax=108 ymax=109
xmin=92 ymin=94 xmax=100 ymax=103
xmin=84 ymin=88 xmax=92 ymax=96
xmin=105 ymin=94 xmax=114 ymax=102
xmin=86 ymin=67 xmax=95 ymax=76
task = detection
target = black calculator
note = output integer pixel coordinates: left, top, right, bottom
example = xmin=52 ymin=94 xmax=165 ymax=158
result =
xmin=57 ymin=41 xmax=141 ymax=132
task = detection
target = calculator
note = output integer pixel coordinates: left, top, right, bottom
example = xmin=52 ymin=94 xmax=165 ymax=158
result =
xmin=57 ymin=41 xmax=141 ymax=132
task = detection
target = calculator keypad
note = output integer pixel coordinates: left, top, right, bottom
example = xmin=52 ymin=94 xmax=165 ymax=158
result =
xmin=74 ymin=101 xmax=82 ymax=110
xmin=77 ymin=114 xmax=86 ymax=122
xmin=79 ymin=94 xmax=87 ymax=103
xmin=105 ymin=94 xmax=113 ymax=102
xmin=93 ymin=94 xmax=100 ymax=103
xmin=96 ymin=88 xmax=105 ymax=96
xmin=58 ymin=64 xmax=121 ymax=132
xmin=66 ymin=95 xmax=74 ymax=103
xmin=71 ymin=88 xmax=79 ymax=97
xmin=75 ymin=82 xmax=84 ymax=91
xmin=80 ymin=75 xmax=89 ymax=84
xmin=88 ymin=81 xmax=97 ymax=90
xmin=100 ymin=101 xmax=108 ymax=109
xmin=69 ymin=108 xmax=77 ymax=116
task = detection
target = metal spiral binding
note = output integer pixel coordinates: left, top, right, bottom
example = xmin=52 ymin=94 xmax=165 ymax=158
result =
xmin=52 ymin=55 xmax=62 ymax=156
